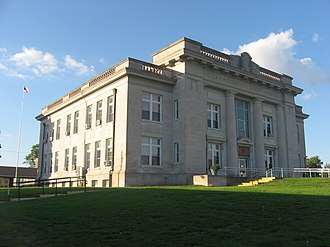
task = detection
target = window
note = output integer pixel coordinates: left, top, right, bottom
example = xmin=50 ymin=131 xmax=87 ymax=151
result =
xmin=174 ymin=142 xmax=179 ymax=163
xmin=207 ymin=103 xmax=220 ymax=129
xmin=56 ymin=119 xmax=61 ymax=140
xmin=265 ymin=149 xmax=274 ymax=169
xmin=50 ymin=122 xmax=54 ymax=141
xmin=174 ymin=100 xmax=179 ymax=120
xmin=208 ymin=143 xmax=221 ymax=167
xmin=54 ymin=151 xmax=59 ymax=172
xmin=107 ymin=96 xmax=114 ymax=123
xmin=142 ymin=92 xmax=162 ymax=122
xmin=236 ymin=99 xmax=250 ymax=138
xmin=49 ymin=153 xmax=53 ymax=174
xmin=96 ymin=100 xmax=102 ymax=126
xmin=297 ymin=124 xmax=300 ymax=143
xmin=64 ymin=148 xmax=69 ymax=171
xmin=141 ymin=137 xmax=161 ymax=166
xmin=263 ymin=115 xmax=273 ymax=137
xmin=43 ymin=154 xmax=48 ymax=174
xmin=105 ymin=138 xmax=113 ymax=166
xmin=43 ymin=124 xmax=49 ymax=143
xmin=84 ymin=144 xmax=91 ymax=169
xmin=94 ymin=141 xmax=101 ymax=168
xmin=66 ymin=114 xmax=71 ymax=136
xmin=72 ymin=146 xmax=77 ymax=170
xmin=102 ymin=179 xmax=109 ymax=187
xmin=86 ymin=105 xmax=92 ymax=129
xmin=73 ymin=111 xmax=79 ymax=134
xmin=91 ymin=180 xmax=98 ymax=187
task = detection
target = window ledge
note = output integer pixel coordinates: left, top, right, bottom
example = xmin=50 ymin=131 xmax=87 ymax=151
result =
xmin=141 ymin=119 xmax=163 ymax=125
xmin=140 ymin=165 xmax=163 ymax=169
xmin=207 ymin=127 xmax=222 ymax=131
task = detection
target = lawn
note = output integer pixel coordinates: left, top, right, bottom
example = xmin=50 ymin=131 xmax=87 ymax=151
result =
xmin=0 ymin=178 xmax=329 ymax=247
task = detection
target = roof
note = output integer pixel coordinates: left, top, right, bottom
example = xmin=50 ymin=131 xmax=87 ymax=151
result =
xmin=0 ymin=166 xmax=37 ymax=179
xmin=37 ymin=58 xmax=176 ymax=118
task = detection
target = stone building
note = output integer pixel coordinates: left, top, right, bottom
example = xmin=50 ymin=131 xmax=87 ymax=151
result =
xmin=36 ymin=38 xmax=309 ymax=187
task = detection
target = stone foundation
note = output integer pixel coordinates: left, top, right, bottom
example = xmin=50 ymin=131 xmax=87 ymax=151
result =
xmin=193 ymin=175 xmax=248 ymax=186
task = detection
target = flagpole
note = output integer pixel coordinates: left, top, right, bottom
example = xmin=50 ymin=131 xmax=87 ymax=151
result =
xmin=15 ymin=89 xmax=25 ymax=184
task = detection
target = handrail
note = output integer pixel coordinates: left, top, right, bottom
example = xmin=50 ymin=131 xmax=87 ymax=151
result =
xmin=214 ymin=167 xmax=329 ymax=179
xmin=293 ymin=168 xmax=330 ymax=178
xmin=220 ymin=167 xmax=261 ymax=177
xmin=266 ymin=168 xmax=273 ymax=178
xmin=13 ymin=176 xmax=86 ymax=201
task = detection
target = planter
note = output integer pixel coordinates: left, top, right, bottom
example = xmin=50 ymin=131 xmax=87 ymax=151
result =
xmin=210 ymin=169 xmax=218 ymax=176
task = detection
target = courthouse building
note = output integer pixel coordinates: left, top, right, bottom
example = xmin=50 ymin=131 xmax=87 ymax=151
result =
xmin=36 ymin=38 xmax=309 ymax=187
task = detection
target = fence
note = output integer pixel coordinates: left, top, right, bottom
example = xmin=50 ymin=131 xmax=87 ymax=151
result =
xmin=1 ymin=176 xmax=86 ymax=202
xmin=217 ymin=167 xmax=260 ymax=177
xmin=266 ymin=168 xmax=330 ymax=178
xmin=216 ymin=167 xmax=330 ymax=179
xmin=293 ymin=168 xmax=330 ymax=178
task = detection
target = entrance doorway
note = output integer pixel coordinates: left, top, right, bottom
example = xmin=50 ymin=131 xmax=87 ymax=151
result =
xmin=265 ymin=150 xmax=274 ymax=170
xmin=239 ymin=158 xmax=248 ymax=177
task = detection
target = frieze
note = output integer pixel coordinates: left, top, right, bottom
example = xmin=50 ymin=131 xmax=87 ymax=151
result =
xmin=185 ymin=79 xmax=199 ymax=92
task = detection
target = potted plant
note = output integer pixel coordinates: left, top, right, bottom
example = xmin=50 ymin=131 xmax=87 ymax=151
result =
xmin=209 ymin=164 xmax=220 ymax=175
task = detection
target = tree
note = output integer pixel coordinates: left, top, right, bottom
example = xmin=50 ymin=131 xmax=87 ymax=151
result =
xmin=306 ymin=156 xmax=323 ymax=168
xmin=24 ymin=144 xmax=39 ymax=167
xmin=324 ymin=163 xmax=330 ymax=168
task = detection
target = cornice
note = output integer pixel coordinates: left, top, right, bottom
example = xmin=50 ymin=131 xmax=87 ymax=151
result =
xmin=39 ymin=58 xmax=176 ymax=118
xmin=154 ymin=37 xmax=303 ymax=96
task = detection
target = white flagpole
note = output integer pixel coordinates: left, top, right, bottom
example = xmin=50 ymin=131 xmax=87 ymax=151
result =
xmin=15 ymin=89 xmax=26 ymax=184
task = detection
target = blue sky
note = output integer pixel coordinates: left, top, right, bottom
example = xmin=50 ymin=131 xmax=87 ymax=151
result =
xmin=0 ymin=0 xmax=329 ymax=166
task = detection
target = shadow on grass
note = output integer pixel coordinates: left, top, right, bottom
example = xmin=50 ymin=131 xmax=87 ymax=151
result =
xmin=0 ymin=186 xmax=104 ymax=202
xmin=0 ymin=185 xmax=329 ymax=247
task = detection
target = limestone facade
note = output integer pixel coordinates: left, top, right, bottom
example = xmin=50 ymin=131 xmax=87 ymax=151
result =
xmin=36 ymin=38 xmax=309 ymax=187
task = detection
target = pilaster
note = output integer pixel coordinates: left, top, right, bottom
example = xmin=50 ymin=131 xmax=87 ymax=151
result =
xmin=276 ymin=105 xmax=288 ymax=168
xmin=225 ymin=91 xmax=238 ymax=168
xmin=253 ymin=98 xmax=264 ymax=171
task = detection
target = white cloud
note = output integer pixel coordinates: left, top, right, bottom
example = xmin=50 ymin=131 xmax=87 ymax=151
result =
xmin=0 ymin=47 xmax=95 ymax=79
xmin=9 ymin=47 xmax=59 ymax=75
xmin=301 ymin=90 xmax=318 ymax=100
xmin=312 ymin=33 xmax=320 ymax=42
xmin=7 ymin=70 xmax=32 ymax=79
xmin=0 ymin=63 xmax=8 ymax=71
xmin=99 ymin=58 xmax=107 ymax=64
xmin=300 ymin=57 xmax=313 ymax=65
xmin=223 ymin=29 xmax=330 ymax=84
xmin=64 ymin=55 xmax=94 ymax=75
xmin=221 ymin=48 xmax=231 ymax=55
xmin=0 ymin=61 xmax=32 ymax=79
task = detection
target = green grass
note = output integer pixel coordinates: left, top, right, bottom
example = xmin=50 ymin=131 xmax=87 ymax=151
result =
xmin=0 ymin=178 xmax=329 ymax=247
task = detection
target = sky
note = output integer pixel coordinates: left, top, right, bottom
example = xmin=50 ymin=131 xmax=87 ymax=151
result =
xmin=0 ymin=0 xmax=329 ymax=166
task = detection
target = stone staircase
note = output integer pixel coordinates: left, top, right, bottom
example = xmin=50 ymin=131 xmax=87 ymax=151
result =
xmin=238 ymin=177 xmax=276 ymax=187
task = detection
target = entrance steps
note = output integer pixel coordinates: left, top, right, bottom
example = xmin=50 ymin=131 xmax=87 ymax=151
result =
xmin=238 ymin=177 xmax=276 ymax=187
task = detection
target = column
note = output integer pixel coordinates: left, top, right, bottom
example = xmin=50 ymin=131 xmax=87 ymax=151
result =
xmin=225 ymin=91 xmax=238 ymax=169
xmin=253 ymin=99 xmax=264 ymax=172
xmin=276 ymin=105 xmax=288 ymax=169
